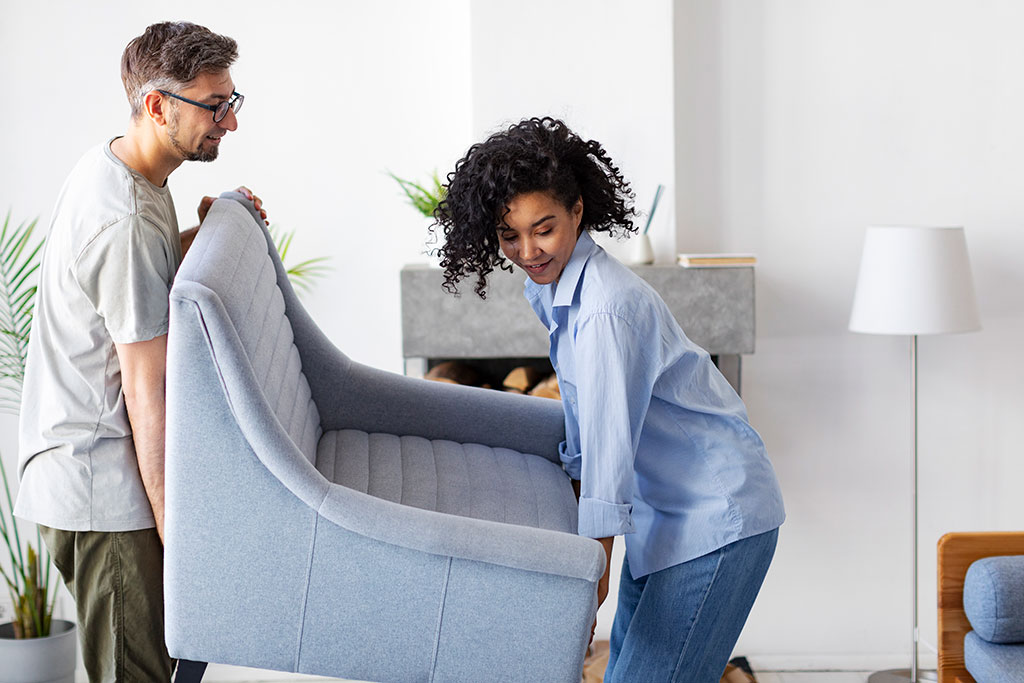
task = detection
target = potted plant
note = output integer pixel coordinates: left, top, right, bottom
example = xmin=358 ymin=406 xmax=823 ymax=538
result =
xmin=388 ymin=170 xmax=448 ymax=265
xmin=0 ymin=211 xmax=77 ymax=683
xmin=387 ymin=170 xmax=447 ymax=219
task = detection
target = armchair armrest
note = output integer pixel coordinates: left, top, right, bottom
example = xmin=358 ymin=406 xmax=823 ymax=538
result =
xmin=318 ymin=482 xmax=605 ymax=582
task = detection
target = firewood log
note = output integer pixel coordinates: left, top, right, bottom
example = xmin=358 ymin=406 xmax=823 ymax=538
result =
xmin=425 ymin=361 xmax=482 ymax=386
xmin=503 ymin=366 xmax=545 ymax=393
xmin=529 ymin=374 xmax=560 ymax=400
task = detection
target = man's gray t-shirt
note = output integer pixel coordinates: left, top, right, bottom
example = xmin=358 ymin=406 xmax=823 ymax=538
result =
xmin=15 ymin=139 xmax=182 ymax=531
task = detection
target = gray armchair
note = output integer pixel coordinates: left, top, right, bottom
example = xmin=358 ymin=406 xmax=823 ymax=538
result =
xmin=163 ymin=194 xmax=604 ymax=683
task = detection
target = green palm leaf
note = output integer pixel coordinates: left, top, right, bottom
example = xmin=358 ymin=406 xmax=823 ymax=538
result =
xmin=0 ymin=211 xmax=41 ymax=414
xmin=267 ymin=224 xmax=332 ymax=296
xmin=0 ymin=208 xmax=55 ymax=638
xmin=387 ymin=170 xmax=447 ymax=218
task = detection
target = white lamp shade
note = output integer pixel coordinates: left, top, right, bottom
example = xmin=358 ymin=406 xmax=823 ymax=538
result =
xmin=849 ymin=226 xmax=981 ymax=335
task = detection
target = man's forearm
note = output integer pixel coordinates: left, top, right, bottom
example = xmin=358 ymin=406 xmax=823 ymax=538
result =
xmin=116 ymin=335 xmax=169 ymax=542
xmin=125 ymin=391 xmax=167 ymax=540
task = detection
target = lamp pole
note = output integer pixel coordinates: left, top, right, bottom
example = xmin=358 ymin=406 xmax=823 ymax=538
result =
xmin=868 ymin=336 xmax=936 ymax=683
xmin=911 ymin=333 xmax=919 ymax=683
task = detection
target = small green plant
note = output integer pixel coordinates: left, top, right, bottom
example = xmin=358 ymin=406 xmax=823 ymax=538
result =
xmin=268 ymin=224 xmax=332 ymax=295
xmin=0 ymin=210 xmax=57 ymax=638
xmin=387 ymin=170 xmax=447 ymax=218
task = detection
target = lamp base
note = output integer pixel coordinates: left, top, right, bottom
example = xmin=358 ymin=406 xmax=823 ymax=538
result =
xmin=867 ymin=669 xmax=938 ymax=683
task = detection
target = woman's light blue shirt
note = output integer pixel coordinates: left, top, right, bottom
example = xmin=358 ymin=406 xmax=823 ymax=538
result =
xmin=524 ymin=232 xmax=785 ymax=579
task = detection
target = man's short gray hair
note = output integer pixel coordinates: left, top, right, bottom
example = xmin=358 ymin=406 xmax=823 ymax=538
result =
xmin=121 ymin=22 xmax=238 ymax=119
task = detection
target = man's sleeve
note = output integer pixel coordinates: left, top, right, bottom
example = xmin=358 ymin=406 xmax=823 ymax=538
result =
xmin=73 ymin=217 xmax=174 ymax=344
xmin=573 ymin=311 xmax=659 ymax=538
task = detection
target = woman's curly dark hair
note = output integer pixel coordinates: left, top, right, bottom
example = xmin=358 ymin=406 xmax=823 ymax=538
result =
xmin=433 ymin=117 xmax=636 ymax=298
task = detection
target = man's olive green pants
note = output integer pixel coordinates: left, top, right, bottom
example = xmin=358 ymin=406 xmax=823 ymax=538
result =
xmin=40 ymin=526 xmax=174 ymax=683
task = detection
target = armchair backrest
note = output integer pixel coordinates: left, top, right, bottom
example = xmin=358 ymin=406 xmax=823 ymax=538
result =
xmin=172 ymin=195 xmax=322 ymax=463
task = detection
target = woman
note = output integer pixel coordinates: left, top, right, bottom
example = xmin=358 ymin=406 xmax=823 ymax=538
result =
xmin=434 ymin=117 xmax=785 ymax=683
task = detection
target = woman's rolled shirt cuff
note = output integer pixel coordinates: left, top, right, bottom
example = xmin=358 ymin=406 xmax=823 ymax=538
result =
xmin=559 ymin=441 xmax=582 ymax=479
xmin=577 ymin=497 xmax=635 ymax=537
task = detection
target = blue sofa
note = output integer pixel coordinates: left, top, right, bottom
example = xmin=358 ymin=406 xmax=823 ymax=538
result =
xmin=163 ymin=193 xmax=605 ymax=682
xmin=962 ymin=555 xmax=1024 ymax=682
xmin=938 ymin=532 xmax=1024 ymax=683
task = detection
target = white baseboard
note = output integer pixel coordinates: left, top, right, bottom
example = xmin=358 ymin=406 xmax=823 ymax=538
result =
xmin=747 ymin=652 xmax=938 ymax=672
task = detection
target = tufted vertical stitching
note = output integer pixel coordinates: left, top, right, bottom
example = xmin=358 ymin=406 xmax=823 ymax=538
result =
xmin=246 ymin=281 xmax=278 ymax=384
xmin=314 ymin=429 xmax=575 ymax=532
xmin=430 ymin=439 xmax=440 ymax=513
xmin=266 ymin=328 xmax=292 ymax=416
xmin=370 ymin=434 xmax=402 ymax=504
xmin=431 ymin=439 xmax=446 ymax=515
xmin=240 ymin=259 xmax=273 ymax=372
xmin=261 ymin=315 xmax=288 ymax=404
xmin=278 ymin=351 xmax=303 ymax=446
xmin=461 ymin=443 xmax=478 ymax=520
xmin=335 ymin=430 xmax=369 ymax=494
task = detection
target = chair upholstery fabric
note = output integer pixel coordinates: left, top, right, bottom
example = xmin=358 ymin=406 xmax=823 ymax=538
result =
xmin=164 ymin=194 xmax=604 ymax=683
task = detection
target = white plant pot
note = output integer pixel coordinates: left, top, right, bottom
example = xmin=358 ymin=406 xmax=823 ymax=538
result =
xmin=628 ymin=233 xmax=655 ymax=265
xmin=0 ymin=619 xmax=77 ymax=683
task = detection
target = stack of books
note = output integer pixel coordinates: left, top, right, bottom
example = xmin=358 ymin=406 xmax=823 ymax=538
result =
xmin=676 ymin=253 xmax=757 ymax=268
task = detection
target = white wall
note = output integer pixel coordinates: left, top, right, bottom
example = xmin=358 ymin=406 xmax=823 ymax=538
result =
xmin=679 ymin=0 xmax=1024 ymax=671
xmin=470 ymin=0 xmax=677 ymax=265
xmin=3 ymin=0 xmax=1024 ymax=677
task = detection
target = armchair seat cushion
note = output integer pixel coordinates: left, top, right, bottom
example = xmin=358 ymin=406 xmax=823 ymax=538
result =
xmin=316 ymin=430 xmax=578 ymax=533
xmin=964 ymin=630 xmax=1024 ymax=683
xmin=964 ymin=555 xmax=1024 ymax=643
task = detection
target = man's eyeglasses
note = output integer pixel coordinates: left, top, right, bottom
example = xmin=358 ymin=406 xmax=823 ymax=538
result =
xmin=157 ymin=90 xmax=244 ymax=123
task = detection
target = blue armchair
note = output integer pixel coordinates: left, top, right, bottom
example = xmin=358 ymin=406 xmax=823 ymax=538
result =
xmin=163 ymin=194 xmax=604 ymax=682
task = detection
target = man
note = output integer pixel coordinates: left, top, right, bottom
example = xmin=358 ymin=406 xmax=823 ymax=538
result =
xmin=15 ymin=21 xmax=264 ymax=682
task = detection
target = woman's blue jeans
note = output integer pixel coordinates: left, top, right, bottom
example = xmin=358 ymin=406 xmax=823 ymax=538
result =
xmin=605 ymin=527 xmax=779 ymax=683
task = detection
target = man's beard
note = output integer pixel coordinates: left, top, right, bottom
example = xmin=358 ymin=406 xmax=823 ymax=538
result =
xmin=168 ymin=115 xmax=218 ymax=162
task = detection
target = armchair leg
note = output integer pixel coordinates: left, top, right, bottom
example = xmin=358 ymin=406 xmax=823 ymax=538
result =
xmin=174 ymin=660 xmax=208 ymax=683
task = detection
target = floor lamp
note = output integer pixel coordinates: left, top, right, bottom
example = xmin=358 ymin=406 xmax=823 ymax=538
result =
xmin=849 ymin=226 xmax=981 ymax=683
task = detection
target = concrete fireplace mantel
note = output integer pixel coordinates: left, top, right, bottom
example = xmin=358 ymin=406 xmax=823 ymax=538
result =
xmin=400 ymin=264 xmax=755 ymax=393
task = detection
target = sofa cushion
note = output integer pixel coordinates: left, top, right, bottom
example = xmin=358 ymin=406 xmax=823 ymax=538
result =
xmin=316 ymin=430 xmax=578 ymax=533
xmin=964 ymin=630 xmax=1024 ymax=682
xmin=964 ymin=555 xmax=1024 ymax=643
